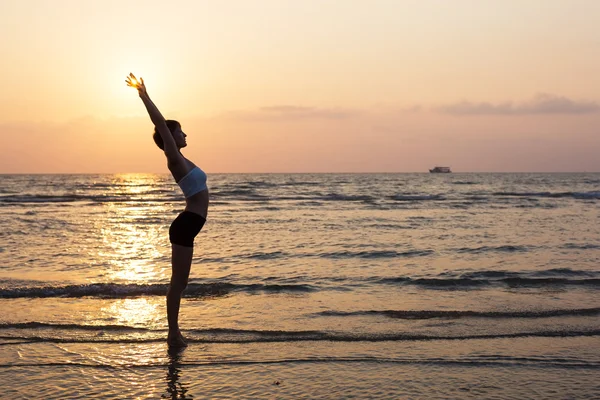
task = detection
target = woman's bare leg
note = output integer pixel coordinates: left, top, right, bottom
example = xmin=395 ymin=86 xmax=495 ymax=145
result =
xmin=167 ymin=243 xmax=193 ymax=347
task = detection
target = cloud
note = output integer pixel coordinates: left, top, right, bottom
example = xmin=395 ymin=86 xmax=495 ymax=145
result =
xmin=437 ymin=93 xmax=600 ymax=115
xmin=216 ymin=105 xmax=360 ymax=121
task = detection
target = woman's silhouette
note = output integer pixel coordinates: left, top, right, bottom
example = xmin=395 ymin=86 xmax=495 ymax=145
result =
xmin=127 ymin=73 xmax=209 ymax=347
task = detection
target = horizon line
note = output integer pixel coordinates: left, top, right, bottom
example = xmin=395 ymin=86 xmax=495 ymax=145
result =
xmin=1 ymin=171 xmax=599 ymax=175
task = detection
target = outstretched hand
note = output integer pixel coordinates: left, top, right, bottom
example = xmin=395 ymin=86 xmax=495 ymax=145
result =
xmin=125 ymin=73 xmax=147 ymax=96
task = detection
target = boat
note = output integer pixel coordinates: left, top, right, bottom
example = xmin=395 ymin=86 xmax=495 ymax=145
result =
xmin=429 ymin=166 xmax=451 ymax=173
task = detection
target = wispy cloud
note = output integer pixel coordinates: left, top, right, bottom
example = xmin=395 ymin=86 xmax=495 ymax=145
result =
xmin=437 ymin=93 xmax=600 ymax=115
xmin=217 ymin=105 xmax=360 ymax=121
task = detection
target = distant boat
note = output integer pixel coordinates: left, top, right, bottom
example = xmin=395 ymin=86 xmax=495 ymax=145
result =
xmin=429 ymin=166 xmax=451 ymax=173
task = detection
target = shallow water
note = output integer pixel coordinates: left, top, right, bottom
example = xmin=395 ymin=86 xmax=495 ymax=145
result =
xmin=1 ymin=173 xmax=599 ymax=398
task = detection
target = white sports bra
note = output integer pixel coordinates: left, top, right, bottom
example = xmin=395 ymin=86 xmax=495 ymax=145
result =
xmin=177 ymin=167 xmax=208 ymax=198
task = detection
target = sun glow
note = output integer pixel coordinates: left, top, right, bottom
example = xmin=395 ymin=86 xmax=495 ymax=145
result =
xmin=91 ymin=49 xmax=170 ymax=117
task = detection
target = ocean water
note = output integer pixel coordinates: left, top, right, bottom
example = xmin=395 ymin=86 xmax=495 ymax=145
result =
xmin=0 ymin=173 xmax=599 ymax=399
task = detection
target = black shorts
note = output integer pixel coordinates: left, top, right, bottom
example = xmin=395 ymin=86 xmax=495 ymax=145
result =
xmin=169 ymin=211 xmax=206 ymax=247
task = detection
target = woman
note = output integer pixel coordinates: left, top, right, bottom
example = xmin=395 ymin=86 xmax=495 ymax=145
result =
xmin=126 ymin=73 xmax=209 ymax=347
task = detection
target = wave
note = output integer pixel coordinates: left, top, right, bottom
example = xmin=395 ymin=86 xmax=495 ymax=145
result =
xmin=224 ymin=181 xmax=279 ymax=189
xmin=2 ymin=268 xmax=599 ymax=298
xmin=493 ymin=191 xmax=600 ymax=200
xmin=315 ymin=307 xmax=600 ymax=320
xmin=323 ymin=194 xmax=375 ymax=202
xmin=211 ymin=192 xmax=377 ymax=203
xmin=374 ymin=276 xmax=600 ymax=288
xmin=0 ymin=282 xmax=316 ymax=299
xmin=389 ymin=194 xmax=445 ymax=201
xmin=242 ymin=251 xmax=287 ymax=260
xmin=374 ymin=268 xmax=600 ymax=288
xmin=317 ymin=249 xmax=435 ymax=259
xmin=562 ymin=243 xmax=600 ymax=250
xmin=1 ymin=328 xmax=598 ymax=344
xmin=0 ymin=322 xmax=152 ymax=331
xmin=279 ymin=181 xmax=322 ymax=187
xmin=203 ymin=248 xmax=435 ymax=262
xmin=1 ymin=192 xmax=380 ymax=205
xmin=211 ymin=189 xmax=268 ymax=199
xmin=3 ymin=191 xmax=599 ymax=207
xmin=2 ymin=356 xmax=599 ymax=370
xmin=530 ymin=268 xmax=598 ymax=277
xmin=0 ymin=194 xmax=180 ymax=204
xmin=454 ymin=245 xmax=530 ymax=254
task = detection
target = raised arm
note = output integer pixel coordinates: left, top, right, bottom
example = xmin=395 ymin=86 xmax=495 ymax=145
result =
xmin=126 ymin=73 xmax=182 ymax=165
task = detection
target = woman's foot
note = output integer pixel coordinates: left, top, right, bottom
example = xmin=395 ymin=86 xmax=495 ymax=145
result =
xmin=167 ymin=330 xmax=188 ymax=348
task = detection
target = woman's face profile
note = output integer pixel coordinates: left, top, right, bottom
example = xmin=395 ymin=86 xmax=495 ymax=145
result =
xmin=172 ymin=127 xmax=187 ymax=148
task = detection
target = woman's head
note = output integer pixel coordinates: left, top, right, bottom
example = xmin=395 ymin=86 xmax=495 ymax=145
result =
xmin=153 ymin=120 xmax=187 ymax=150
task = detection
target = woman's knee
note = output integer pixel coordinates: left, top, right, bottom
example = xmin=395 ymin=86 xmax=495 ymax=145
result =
xmin=168 ymin=279 xmax=188 ymax=295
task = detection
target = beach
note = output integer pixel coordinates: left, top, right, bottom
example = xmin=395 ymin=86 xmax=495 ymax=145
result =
xmin=1 ymin=173 xmax=599 ymax=398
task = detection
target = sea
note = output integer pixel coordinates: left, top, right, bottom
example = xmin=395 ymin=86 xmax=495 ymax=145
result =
xmin=0 ymin=173 xmax=599 ymax=399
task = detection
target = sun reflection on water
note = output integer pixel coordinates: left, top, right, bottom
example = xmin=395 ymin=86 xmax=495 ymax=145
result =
xmin=95 ymin=173 xmax=171 ymax=283
xmin=112 ymin=173 xmax=159 ymax=195
xmin=105 ymin=297 xmax=163 ymax=328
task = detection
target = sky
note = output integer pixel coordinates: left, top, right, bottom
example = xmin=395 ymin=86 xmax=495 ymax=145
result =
xmin=1 ymin=0 xmax=599 ymax=173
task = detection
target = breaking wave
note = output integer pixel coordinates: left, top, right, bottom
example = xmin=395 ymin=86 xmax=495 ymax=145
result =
xmin=315 ymin=307 xmax=600 ymax=319
xmin=1 ymin=327 xmax=598 ymax=344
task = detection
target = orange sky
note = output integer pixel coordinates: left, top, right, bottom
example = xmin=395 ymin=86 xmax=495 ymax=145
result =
xmin=1 ymin=0 xmax=599 ymax=173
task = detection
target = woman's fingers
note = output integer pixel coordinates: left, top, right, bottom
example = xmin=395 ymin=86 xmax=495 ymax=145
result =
xmin=125 ymin=73 xmax=144 ymax=90
xmin=129 ymin=73 xmax=140 ymax=84
xmin=125 ymin=79 xmax=140 ymax=89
